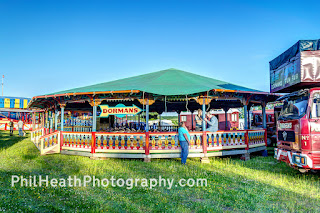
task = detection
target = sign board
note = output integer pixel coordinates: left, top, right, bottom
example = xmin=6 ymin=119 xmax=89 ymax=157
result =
xmin=270 ymin=50 xmax=320 ymax=93
xmin=99 ymin=104 xmax=142 ymax=118
xmin=0 ymin=97 xmax=31 ymax=109
xmin=270 ymin=54 xmax=301 ymax=93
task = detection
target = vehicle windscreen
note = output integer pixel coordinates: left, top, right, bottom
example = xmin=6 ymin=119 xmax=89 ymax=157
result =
xmin=279 ymin=94 xmax=309 ymax=120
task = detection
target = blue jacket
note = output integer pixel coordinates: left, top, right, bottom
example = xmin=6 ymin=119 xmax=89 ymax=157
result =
xmin=206 ymin=116 xmax=218 ymax=132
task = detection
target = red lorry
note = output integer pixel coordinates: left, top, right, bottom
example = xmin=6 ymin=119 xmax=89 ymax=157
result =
xmin=271 ymin=40 xmax=320 ymax=173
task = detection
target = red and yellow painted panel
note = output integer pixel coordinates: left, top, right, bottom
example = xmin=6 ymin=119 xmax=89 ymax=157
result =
xmin=96 ymin=133 xmax=145 ymax=150
xmin=62 ymin=132 xmax=92 ymax=149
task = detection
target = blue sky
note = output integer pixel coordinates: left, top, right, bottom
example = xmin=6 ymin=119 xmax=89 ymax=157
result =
xmin=1 ymin=0 xmax=320 ymax=97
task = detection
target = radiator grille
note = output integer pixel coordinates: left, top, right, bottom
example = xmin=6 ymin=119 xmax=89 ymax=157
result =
xmin=278 ymin=131 xmax=295 ymax=142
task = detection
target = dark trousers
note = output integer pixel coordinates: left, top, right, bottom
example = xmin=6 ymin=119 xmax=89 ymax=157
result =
xmin=180 ymin=141 xmax=189 ymax=164
xmin=10 ymin=127 xmax=13 ymax=136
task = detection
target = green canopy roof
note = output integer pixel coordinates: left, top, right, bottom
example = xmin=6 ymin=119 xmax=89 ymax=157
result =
xmin=48 ymin=69 xmax=260 ymax=96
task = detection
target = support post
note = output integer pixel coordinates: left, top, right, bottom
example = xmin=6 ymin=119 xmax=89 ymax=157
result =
xmin=32 ymin=112 xmax=35 ymax=131
xmin=40 ymin=112 xmax=43 ymax=129
xmin=201 ymin=131 xmax=210 ymax=163
xmin=89 ymin=99 xmax=100 ymax=155
xmin=223 ymin=107 xmax=229 ymax=130
xmin=247 ymin=106 xmax=251 ymax=130
xmin=245 ymin=131 xmax=249 ymax=150
xmin=261 ymin=102 xmax=268 ymax=155
xmin=202 ymin=100 xmax=206 ymax=131
xmin=144 ymin=132 xmax=151 ymax=162
xmin=225 ymin=110 xmax=228 ymax=130
xmin=49 ymin=112 xmax=53 ymax=133
xmin=92 ymin=105 xmax=97 ymax=132
xmin=42 ymin=112 xmax=46 ymax=133
xmin=60 ymin=130 xmax=63 ymax=151
xmin=144 ymin=99 xmax=151 ymax=162
xmin=262 ymin=102 xmax=267 ymax=129
xmin=55 ymin=109 xmax=58 ymax=131
xmin=38 ymin=113 xmax=41 ymax=128
xmin=45 ymin=110 xmax=49 ymax=129
xmin=145 ymin=132 xmax=150 ymax=155
xmin=244 ymin=104 xmax=248 ymax=130
xmin=159 ymin=114 xmax=161 ymax=131
xmin=91 ymin=132 xmax=96 ymax=154
xmin=261 ymin=128 xmax=268 ymax=156
xmin=191 ymin=112 xmax=194 ymax=131
xmin=60 ymin=104 xmax=65 ymax=131
xmin=146 ymin=101 xmax=149 ymax=132
xmin=200 ymin=97 xmax=210 ymax=163
xmin=241 ymin=131 xmax=250 ymax=161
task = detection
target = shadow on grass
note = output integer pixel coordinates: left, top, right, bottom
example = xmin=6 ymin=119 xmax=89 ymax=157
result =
xmin=130 ymin=157 xmax=320 ymax=211
xmin=0 ymin=131 xmax=28 ymax=150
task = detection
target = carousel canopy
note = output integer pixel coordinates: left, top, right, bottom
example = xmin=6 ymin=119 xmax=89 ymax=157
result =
xmin=29 ymin=69 xmax=279 ymax=111
xmin=46 ymin=69 xmax=260 ymax=96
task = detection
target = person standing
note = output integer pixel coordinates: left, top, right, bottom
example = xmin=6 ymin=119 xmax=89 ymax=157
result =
xmin=18 ymin=119 xmax=24 ymax=136
xmin=204 ymin=112 xmax=218 ymax=132
xmin=194 ymin=109 xmax=203 ymax=131
xmin=9 ymin=119 xmax=14 ymax=136
xmin=178 ymin=122 xmax=191 ymax=165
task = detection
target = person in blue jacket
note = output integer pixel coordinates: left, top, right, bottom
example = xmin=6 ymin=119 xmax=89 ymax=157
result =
xmin=204 ymin=112 xmax=218 ymax=132
xmin=178 ymin=122 xmax=191 ymax=165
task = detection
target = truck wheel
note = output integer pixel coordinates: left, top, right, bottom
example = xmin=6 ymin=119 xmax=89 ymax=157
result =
xmin=267 ymin=138 xmax=272 ymax=146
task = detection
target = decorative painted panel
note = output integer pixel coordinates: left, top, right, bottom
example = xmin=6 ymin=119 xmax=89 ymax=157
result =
xmin=206 ymin=131 xmax=246 ymax=147
xmin=62 ymin=132 xmax=92 ymax=149
xmin=96 ymin=133 xmax=145 ymax=150
xmin=42 ymin=132 xmax=59 ymax=149
xmin=148 ymin=132 xmax=203 ymax=150
xmin=248 ymin=130 xmax=265 ymax=145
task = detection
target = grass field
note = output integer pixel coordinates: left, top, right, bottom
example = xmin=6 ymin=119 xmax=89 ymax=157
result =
xmin=0 ymin=131 xmax=320 ymax=212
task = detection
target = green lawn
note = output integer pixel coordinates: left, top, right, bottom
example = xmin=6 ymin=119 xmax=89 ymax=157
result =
xmin=0 ymin=131 xmax=319 ymax=212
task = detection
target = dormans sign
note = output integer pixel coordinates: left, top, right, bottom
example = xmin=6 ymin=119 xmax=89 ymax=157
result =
xmin=99 ymin=104 xmax=142 ymax=118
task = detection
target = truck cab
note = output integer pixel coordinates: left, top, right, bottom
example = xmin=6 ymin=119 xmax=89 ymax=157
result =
xmin=275 ymin=88 xmax=320 ymax=172
xmin=270 ymin=39 xmax=320 ymax=173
